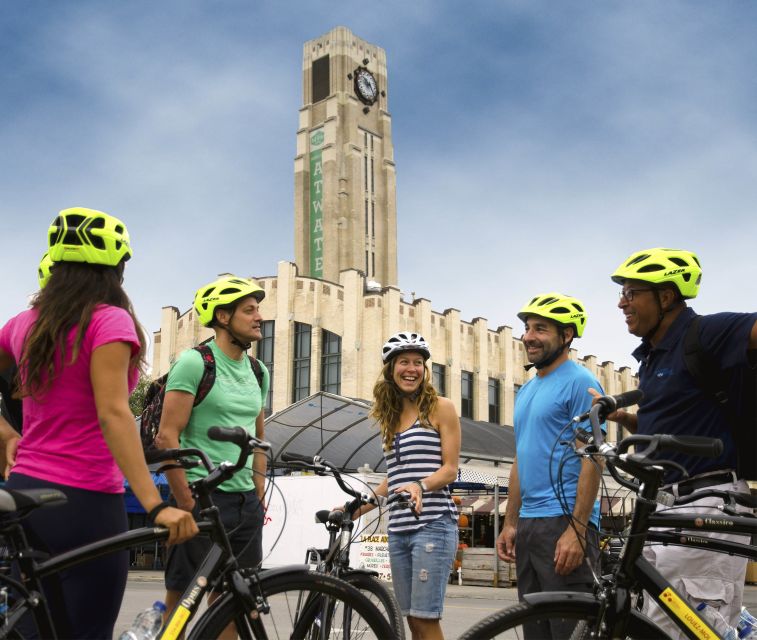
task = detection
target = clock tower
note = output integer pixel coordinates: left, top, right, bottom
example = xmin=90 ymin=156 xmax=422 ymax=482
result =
xmin=294 ymin=26 xmax=398 ymax=287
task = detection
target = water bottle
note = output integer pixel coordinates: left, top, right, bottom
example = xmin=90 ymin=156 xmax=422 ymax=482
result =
xmin=738 ymin=606 xmax=757 ymax=639
xmin=696 ymin=602 xmax=737 ymax=640
xmin=118 ymin=601 xmax=166 ymax=640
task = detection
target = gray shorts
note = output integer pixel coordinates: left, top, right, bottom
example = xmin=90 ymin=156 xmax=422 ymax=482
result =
xmin=164 ymin=490 xmax=264 ymax=593
xmin=515 ymin=516 xmax=600 ymax=639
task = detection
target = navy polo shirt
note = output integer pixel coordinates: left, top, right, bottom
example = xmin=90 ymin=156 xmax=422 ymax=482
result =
xmin=633 ymin=306 xmax=757 ymax=482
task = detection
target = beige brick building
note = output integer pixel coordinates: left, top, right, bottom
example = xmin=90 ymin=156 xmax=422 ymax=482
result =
xmin=153 ymin=260 xmax=637 ymax=443
xmin=151 ymin=26 xmax=638 ymax=444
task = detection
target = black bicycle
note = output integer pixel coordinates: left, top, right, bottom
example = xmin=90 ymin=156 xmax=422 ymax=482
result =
xmin=459 ymin=391 xmax=757 ymax=640
xmin=280 ymin=451 xmax=406 ymax=639
xmin=0 ymin=427 xmax=394 ymax=639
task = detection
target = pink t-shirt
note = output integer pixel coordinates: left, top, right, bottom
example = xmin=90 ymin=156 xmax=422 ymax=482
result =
xmin=0 ymin=305 xmax=140 ymax=493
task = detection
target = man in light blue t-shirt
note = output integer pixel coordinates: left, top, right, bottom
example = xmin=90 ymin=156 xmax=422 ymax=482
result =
xmin=496 ymin=292 xmax=603 ymax=639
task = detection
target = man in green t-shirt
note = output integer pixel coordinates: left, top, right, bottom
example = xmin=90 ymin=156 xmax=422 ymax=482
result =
xmin=156 ymin=274 xmax=270 ymax=624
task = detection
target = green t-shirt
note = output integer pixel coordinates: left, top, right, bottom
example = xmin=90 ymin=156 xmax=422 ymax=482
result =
xmin=166 ymin=340 xmax=270 ymax=492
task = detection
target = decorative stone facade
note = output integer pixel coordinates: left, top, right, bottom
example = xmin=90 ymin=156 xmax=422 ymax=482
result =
xmin=152 ymin=261 xmax=637 ymax=443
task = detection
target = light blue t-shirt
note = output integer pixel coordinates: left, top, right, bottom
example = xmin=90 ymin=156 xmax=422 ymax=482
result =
xmin=514 ymin=359 xmax=604 ymax=526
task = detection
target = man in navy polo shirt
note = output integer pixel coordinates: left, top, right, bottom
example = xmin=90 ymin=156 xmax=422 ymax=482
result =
xmin=607 ymin=247 xmax=757 ymax=639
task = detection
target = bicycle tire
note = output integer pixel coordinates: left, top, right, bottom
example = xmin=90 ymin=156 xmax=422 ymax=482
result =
xmin=340 ymin=571 xmax=405 ymax=639
xmin=457 ymin=594 xmax=666 ymax=640
xmin=187 ymin=569 xmax=395 ymax=640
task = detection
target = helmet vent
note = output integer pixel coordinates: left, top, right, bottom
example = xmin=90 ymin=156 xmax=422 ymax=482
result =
xmin=62 ymin=229 xmax=84 ymax=246
xmin=669 ymin=257 xmax=689 ymax=267
xmin=219 ymin=287 xmax=243 ymax=295
xmin=638 ymin=264 xmax=664 ymax=273
xmin=626 ymin=254 xmax=650 ymax=266
xmin=572 ymin=303 xmax=585 ymax=312
xmin=538 ymin=297 xmax=559 ymax=306
xmin=551 ymin=306 xmax=570 ymax=314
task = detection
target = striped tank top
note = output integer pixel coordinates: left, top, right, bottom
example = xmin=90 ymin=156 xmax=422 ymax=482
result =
xmin=384 ymin=420 xmax=457 ymax=533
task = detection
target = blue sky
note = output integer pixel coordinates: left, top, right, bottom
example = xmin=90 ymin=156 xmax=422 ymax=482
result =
xmin=2 ymin=1 xmax=756 ymax=370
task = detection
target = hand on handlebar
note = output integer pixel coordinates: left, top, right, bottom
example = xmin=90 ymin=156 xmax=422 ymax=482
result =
xmin=395 ymin=483 xmax=423 ymax=516
xmin=587 ymin=389 xmax=632 ymax=431
xmin=155 ymin=506 xmax=199 ymax=546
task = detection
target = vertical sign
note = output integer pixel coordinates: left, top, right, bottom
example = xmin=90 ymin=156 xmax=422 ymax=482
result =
xmin=309 ymin=128 xmax=325 ymax=278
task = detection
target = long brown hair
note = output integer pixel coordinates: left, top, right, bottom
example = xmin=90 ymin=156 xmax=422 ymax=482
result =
xmin=18 ymin=261 xmax=147 ymax=397
xmin=370 ymin=356 xmax=439 ymax=451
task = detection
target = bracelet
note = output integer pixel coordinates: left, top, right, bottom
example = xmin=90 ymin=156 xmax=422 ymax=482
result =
xmin=413 ymin=480 xmax=425 ymax=493
xmin=147 ymin=501 xmax=170 ymax=524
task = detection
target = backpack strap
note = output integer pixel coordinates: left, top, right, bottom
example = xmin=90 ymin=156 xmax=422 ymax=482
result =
xmin=683 ymin=316 xmax=730 ymax=408
xmin=192 ymin=344 xmax=217 ymax=406
xmin=248 ymin=356 xmax=265 ymax=390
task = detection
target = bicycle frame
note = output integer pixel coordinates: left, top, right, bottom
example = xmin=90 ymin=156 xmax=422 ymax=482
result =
xmin=0 ymin=428 xmax=272 ymax=640
xmin=585 ymin=402 xmax=757 ymax=640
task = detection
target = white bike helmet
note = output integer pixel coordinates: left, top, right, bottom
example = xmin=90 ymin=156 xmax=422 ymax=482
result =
xmin=381 ymin=332 xmax=431 ymax=363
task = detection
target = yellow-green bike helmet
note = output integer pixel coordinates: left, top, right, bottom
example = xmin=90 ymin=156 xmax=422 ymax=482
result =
xmin=194 ymin=275 xmax=265 ymax=327
xmin=517 ymin=292 xmax=587 ymax=338
xmin=38 ymin=252 xmax=55 ymax=289
xmin=611 ymin=247 xmax=701 ymax=299
xmin=48 ymin=207 xmax=132 ymax=266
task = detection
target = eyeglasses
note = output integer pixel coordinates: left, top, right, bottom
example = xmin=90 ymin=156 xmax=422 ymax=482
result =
xmin=619 ymin=288 xmax=653 ymax=302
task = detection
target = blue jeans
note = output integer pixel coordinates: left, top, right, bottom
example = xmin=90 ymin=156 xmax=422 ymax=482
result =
xmin=388 ymin=515 xmax=458 ymax=619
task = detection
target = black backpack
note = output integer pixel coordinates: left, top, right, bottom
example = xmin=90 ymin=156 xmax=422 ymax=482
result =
xmin=683 ymin=316 xmax=757 ymax=480
xmin=140 ymin=344 xmax=264 ymax=450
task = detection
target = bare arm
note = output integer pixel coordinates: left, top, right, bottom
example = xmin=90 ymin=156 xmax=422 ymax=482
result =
xmin=91 ymin=342 xmax=197 ymax=544
xmin=0 ymin=416 xmax=20 ymax=479
xmin=353 ymin=477 xmax=389 ymax=520
xmin=154 ymin=389 xmax=196 ymax=511
xmin=253 ymin=410 xmax=267 ymax=506
xmin=497 ymin=457 xmax=520 ymax=561
xmin=750 ymin=319 xmax=757 ymax=350
xmin=553 ymin=451 xmax=603 ymax=576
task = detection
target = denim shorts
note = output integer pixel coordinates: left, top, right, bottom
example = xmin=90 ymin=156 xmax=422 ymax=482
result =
xmin=388 ymin=515 xmax=458 ymax=619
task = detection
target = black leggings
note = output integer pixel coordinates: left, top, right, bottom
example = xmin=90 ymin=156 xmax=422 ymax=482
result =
xmin=5 ymin=473 xmax=129 ymax=640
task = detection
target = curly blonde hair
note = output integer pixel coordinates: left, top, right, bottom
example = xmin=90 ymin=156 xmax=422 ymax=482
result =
xmin=370 ymin=358 xmax=439 ymax=451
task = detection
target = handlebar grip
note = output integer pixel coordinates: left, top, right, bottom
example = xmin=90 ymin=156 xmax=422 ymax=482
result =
xmin=280 ymin=451 xmax=315 ymax=464
xmin=208 ymin=426 xmax=248 ymax=445
xmin=657 ymin=435 xmax=723 ymax=458
xmin=144 ymin=448 xmax=181 ymax=464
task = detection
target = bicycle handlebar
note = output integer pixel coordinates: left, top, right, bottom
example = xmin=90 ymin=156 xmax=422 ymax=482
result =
xmin=145 ymin=428 xmax=271 ymax=491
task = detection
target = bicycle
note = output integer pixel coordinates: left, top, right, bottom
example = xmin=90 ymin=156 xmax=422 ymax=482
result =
xmin=458 ymin=390 xmax=757 ymax=639
xmin=280 ymin=451 xmax=406 ymax=639
xmin=0 ymin=427 xmax=394 ymax=639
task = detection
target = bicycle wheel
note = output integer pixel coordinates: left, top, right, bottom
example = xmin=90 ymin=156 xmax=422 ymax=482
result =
xmin=457 ymin=594 xmax=666 ymax=640
xmin=340 ymin=571 xmax=405 ymax=639
xmin=188 ymin=569 xmax=395 ymax=640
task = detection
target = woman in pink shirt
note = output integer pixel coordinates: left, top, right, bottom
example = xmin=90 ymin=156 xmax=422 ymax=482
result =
xmin=0 ymin=207 xmax=197 ymax=639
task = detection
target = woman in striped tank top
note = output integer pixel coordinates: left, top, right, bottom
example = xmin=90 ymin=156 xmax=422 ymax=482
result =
xmin=357 ymin=332 xmax=461 ymax=640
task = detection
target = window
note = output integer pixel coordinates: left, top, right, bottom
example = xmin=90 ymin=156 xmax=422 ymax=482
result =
xmin=257 ymin=321 xmax=275 ymax=412
xmin=292 ymin=322 xmax=312 ymax=402
xmin=461 ymin=370 xmax=474 ymax=419
xmin=488 ymin=378 xmax=500 ymax=423
xmin=321 ymin=330 xmax=341 ymax=395
xmin=312 ymin=55 xmax=330 ymax=103
xmin=432 ymin=363 xmax=446 ymax=397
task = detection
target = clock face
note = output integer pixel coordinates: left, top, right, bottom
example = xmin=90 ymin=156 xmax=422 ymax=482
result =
xmin=354 ymin=68 xmax=378 ymax=105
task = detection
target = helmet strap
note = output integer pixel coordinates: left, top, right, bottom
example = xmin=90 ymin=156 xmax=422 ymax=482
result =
xmin=643 ymin=289 xmax=682 ymax=343
xmin=524 ymin=328 xmax=569 ymax=372
xmin=217 ymin=309 xmax=251 ymax=351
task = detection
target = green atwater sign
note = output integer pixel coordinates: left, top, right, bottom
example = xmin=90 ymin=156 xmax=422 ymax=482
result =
xmin=309 ymin=128 xmax=325 ymax=277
